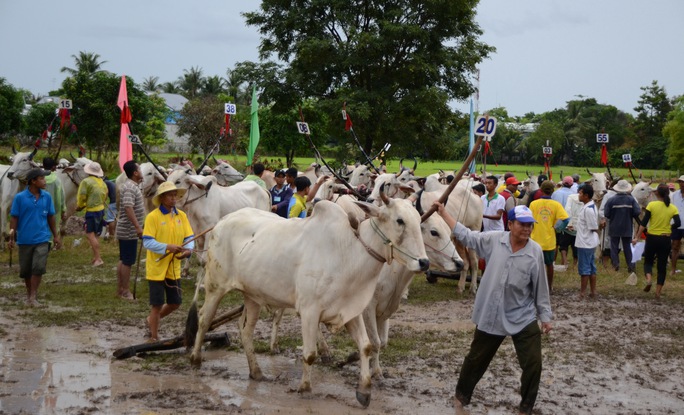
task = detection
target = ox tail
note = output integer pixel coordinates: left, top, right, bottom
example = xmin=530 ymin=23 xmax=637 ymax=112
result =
xmin=184 ymin=268 xmax=205 ymax=349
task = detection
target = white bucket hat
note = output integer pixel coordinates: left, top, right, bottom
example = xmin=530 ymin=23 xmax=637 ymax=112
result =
xmin=678 ymin=175 xmax=684 ymax=182
xmin=84 ymin=162 xmax=104 ymax=178
xmin=613 ymin=180 xmax=632 ymax=193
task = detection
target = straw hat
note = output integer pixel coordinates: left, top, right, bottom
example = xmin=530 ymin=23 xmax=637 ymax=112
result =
xmin=613 ymin=180 xmax=632 ymax=193
xmin=84 ymin=162 xmax=104 ymax=178
xmin=153 ymin=182 xmax=187 ymax=206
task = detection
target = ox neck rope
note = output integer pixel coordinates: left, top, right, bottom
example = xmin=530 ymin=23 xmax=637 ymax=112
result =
xmin=181 ymin=185 xmax=210 ymax=207
xmin=368 ymin=218 xmax=423 ymax=266
xmin=424 ymin=238 xmax=456 ymax=261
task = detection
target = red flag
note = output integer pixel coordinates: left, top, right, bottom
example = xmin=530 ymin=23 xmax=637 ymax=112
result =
xmin=342 ymin=102 xmax=353 ymax=131
xmin=600 ymin=144 xmax=608 ymax=166
xmin=41 ymin=130 xmax=48 ymax=140
xmin=117 ymin=75 xmax=133 ymax=171
xmin=59 ymin=108 xmax=70 ymax=128
xmin=225 ymin=114 xmax=231 ymax=137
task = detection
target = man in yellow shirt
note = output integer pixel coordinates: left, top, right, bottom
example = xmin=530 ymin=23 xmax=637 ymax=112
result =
xmin=76 ymin=162 xmax=108 ymax=266
xmin=530 ymin=180 xmax=569 ymax=290
xmin=142 ymin=182 xmax=194 ymax=341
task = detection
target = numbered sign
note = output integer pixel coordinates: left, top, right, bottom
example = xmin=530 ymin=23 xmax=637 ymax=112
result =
xmin=296 ymin=122 xmax=310 ymax=135
xmin=475 ymin=115 xmax=497 ymax=139
xmin=341 ymin=109 xmax=348 ymax=120
xmin=59 ymin=99 xmax=72 ymax=109
xmin=622 ymin=154 xmax=632 ymax=163
xmin=127 ymin=134 xmax=142 ymax=145
xmin=542 ymin=146 xmax=553 ymax=155
xmin=224 ymin=103 xmax=236 ymax=115
xmin=596 ymin=133 xmax=609 ymax=143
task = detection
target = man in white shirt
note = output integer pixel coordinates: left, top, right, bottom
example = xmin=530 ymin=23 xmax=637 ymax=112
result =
xmin=575 ymin=184 xmax=599 ymax=299
xmin=672 ymin=175 xmax=684 ymax=276
xmin=481 ymin=175 xmax=505 ymax=232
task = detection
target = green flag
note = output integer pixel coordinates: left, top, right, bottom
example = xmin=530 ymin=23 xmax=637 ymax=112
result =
xmin=247 ymin=84 xmax=260 ymax=166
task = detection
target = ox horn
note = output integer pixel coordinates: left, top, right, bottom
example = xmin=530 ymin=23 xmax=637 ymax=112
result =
xmin=28 ymin=147 xmax=38 ymax=160
xmin=399 ymin=157 xmax=405 ymax=172
xmin=69 ymin=152 xmax=77 ymax=162
xmin=11 ymin=146 xmax=17 ymax=155
xmin=379 ymin=183 xmax=390 ymax=205
xmin=411 ymin=156 xmax=417 ymax=173
xmin=586 ymin=168 xmax=593 ymax=175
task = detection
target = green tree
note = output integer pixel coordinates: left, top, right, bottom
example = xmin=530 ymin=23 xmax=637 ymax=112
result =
xmin=664 ymin=95 xmax=684 ymax=171
xmin=59 ymin=72 xmax=167 ymax=158
xmin=60 ymin=51 xmax=108 ymax=76
xmin=0 ymin=78 xmax=24 ymax=139
xmin=141 ymin=76 xmax=161 ymax=92
xmin=177 ymin=66 xmax=205 ymax=99
xmin=243 ymin=0 xmax=493 ymax=156
xmin=23 ymin=102 xmax=58 ymax=144
xmin=202 ymin=75 xmax=226 ymax=96
xmin=633 ymin=80 xmax=672 ymax=168
xmin=176 ymin=95 xmax=225 ymax=157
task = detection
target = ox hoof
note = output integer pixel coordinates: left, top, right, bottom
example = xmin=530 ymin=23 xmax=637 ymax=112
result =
xmin=249 ymin=370 xmax=264 ymax=381
xmin=356 ymin=390 xmax=371 ymax=408
xmin=189 ymin=356 xmax=202 ymax=369
xmin=319 ymin=353 xmax=333 ymax=365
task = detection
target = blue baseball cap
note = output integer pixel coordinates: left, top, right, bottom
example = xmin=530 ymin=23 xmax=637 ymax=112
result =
xmin=508 ymin=205 xmax=536 ymax=223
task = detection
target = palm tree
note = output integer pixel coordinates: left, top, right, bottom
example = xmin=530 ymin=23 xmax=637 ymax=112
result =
xmin=201 ymin=75 xmax=226 ymax=96
xmin=161 ymin=82 xmax=180 ymax=94
xmin=177 ymin=66 xmax=204 ymax=99
xmin=225 ymin=69 xmax=247 ymax=101
xmin=141 ymin=76 xmax=161 ymax=92
xmin=60 ymin=51 xmax=108 ymax=76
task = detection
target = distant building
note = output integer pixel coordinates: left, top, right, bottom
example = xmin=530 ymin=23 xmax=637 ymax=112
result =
xmin=154 ymin=93 xmax=189 ymax=152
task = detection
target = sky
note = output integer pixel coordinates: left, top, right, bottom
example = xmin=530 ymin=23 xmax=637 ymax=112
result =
xmin=1 ymin=0 xmax=682 ymax=117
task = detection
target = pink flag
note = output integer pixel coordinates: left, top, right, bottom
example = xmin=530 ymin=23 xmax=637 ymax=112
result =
xmin=117 ymin=75 xmax=133 ymax=172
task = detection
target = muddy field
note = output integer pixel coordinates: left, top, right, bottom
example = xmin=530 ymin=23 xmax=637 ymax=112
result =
xmin=2 ymin=275 xmax=684 ymax=415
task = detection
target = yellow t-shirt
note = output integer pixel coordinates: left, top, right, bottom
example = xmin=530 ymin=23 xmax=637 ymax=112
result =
xmin=645 ymin=201 xmax=679 ymax=236
xmin=530 ymin=197 xmax=569 ymax=251
xmin=143 ymin=207 xmax=194 ymax=281
xmin=288 ymin=193 xmax=307 ymax=218
xmin=77 ymin=176 xmax=108 ymax=212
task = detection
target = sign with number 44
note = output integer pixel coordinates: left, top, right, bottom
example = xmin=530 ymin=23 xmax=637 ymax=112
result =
xmin=622 ymin=154 xmax=632 ymax=163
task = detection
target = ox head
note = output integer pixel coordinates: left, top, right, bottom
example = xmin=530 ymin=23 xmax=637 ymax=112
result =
xmin=349 ymin=165 xmax=371 ymax=187
xmin=7 ymin=148 xmax=40 ymax=181
xmin=212 ymin=160 xmax=244 ymax=186
xmin=59 ymin=157 xmax=93 ymax=185
xmin=631 ymin=181 xmax=655 ymax=208
xmin=367 ymin=174 xmax=415 ymax=206
xmin=585 ymin=171 xmax=609 ymax=198
xmin=353 ymin=187 xmax=429 ymax=272
xmin=140 ymin=162 xmax=167 ymax=198
xmin=420 ymin=213 xmax=463 ymax=272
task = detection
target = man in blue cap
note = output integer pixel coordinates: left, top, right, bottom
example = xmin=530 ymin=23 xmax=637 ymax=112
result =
xmin=434 ymin=202 xmax=552 ymax=415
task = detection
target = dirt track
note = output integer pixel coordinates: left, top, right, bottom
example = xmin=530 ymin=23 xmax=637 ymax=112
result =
xmin=2 ymin=285 xmax=684 ymax=414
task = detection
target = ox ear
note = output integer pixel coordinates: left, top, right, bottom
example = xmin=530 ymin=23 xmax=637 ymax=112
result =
xmin=353 ymin=201 xmax=382 ymax=218
xmin=399 ymin=185 xmax=416 ymax=195
xmin=347 ymin=213 xmax=359 ymax=231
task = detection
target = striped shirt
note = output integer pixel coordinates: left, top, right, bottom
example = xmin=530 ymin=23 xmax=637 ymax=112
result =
xmin=116 ymin=179 xmax=145 ymax=240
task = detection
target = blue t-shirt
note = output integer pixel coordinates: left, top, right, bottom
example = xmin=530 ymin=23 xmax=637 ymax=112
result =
xmin=10 ymin=189 xmax=55 ymax=245
xmin=104 ymin=179 xmax=116 ymax=204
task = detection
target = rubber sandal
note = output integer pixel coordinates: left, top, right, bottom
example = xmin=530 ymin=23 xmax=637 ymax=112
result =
xmin=644 ymin=282 xmax=652 ymax=292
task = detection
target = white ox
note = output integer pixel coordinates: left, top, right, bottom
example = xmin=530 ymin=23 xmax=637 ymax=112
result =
xmin=211 ymin=160 xmax=244 ymax=186
xmin=1 ymin=149 xmax=40 ymax=245
xmin=187 ymin=195 xmax=430 ymax=408
xmin=166 ymin=169 xmax=271 ymax=269
xmin=631 ymin=181 xmax=658 ymax=209
xmin=314 ymin=177 xmax=366 ymax=222
xmin=364 ymin=212 xmax=462 ymax=378
xmin=412 ymin=180 xmax=484 ymax=294
xmin=56 ymin=157 xmax=92 ymax=232
xmin=349 ymin=165 xmax=373 ymax=188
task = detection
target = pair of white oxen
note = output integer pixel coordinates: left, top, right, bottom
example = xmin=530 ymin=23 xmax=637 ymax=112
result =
xmin=182 ymin=165 xmax=487 ymax=409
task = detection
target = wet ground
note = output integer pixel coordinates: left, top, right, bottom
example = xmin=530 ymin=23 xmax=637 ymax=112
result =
xmin=2 ymin=288 xmax=684 ymax=414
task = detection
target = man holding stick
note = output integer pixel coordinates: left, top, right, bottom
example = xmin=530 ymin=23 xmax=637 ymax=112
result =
xmin=142 ymin=182 xmax=194 ymax=341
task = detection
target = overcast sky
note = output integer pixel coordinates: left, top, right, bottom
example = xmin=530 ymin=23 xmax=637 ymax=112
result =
xmin=1 ymin=0 xmax=682 ymax=117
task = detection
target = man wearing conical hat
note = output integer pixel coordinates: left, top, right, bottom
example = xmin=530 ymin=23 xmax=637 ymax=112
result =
xmin=142 ymin=181 xmax=195 ymax=342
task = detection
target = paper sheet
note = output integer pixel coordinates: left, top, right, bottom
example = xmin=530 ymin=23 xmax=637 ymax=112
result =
xmin=631 ymin=241 xmax=645 ymax=262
